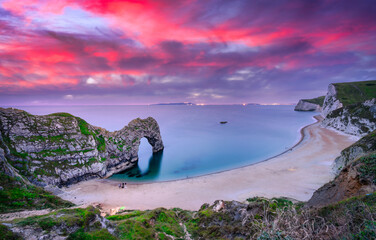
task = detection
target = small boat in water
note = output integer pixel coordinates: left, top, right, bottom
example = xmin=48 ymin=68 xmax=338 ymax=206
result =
xmin=220 ymin=121 xmax=228 ymax=124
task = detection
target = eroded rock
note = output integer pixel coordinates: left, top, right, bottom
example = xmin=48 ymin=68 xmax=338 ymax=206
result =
xmin=0 ymin=108 xmax=164 ymax=187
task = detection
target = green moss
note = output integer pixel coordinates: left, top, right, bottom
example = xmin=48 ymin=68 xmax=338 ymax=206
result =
xmin=77 ymin=118 xmax=92 ymax=136
xmin=37 ymin=148 xmax=68 ymax=157
xmin=96 ymin=135 xmax=106 ymax=152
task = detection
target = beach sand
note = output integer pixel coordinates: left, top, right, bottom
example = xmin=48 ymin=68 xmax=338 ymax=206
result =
xmin=57 ymin=116 xmax=356 ymax=213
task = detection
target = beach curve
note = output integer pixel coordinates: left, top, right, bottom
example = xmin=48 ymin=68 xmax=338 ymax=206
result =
xmin=57 ymin=117 xmax=356 ymax=212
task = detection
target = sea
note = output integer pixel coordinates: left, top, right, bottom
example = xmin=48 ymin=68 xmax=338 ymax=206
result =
xmin=7 ymin=105 xmax=316 ymax=183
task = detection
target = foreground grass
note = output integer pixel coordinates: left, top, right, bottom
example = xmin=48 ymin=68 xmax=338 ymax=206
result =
xmin=1 ymin=193 xmax=375 ymax=239
xmin=0 ymin=172 xmax=74 ymax=214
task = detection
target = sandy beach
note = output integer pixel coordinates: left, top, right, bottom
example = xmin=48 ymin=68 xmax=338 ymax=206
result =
xmin=57 ymin=116 xmax=356 ymax=213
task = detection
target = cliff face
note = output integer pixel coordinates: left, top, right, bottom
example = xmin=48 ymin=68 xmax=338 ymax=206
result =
xmin=306 ymin=152 xmax=376 ymax=208
xmin=307 ymin=131 xmax=376 ymax=207
xmin=332 ymin=130 xmax=376 ymax=174
xmin=322 ymin=84 xmax=343 ymax=117
xmin=320 ymin=80 xmax=376 ymax=137
xmin=294 ymin=100 xmax=321 ymax=112
xmin=322 ymin=98 xmax=376 ymax=137
xmin=0 ymin=108 xmax=164 ymax=187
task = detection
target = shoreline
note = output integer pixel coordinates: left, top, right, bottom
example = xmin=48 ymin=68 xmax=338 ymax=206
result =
xmin=57 ymin=118 xmax=356 ymax=212
xmin=106 ymin=115 xmax=322 ymax=185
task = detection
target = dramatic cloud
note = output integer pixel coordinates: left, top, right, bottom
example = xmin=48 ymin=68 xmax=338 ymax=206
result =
xmin=0 ymin=0 xmax=375 ymax=105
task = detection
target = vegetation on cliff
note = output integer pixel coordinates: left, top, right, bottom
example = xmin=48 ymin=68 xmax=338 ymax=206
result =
xmin=332 ymin=80 xmax=376 ymax=106
xmin=0 ymin=172 xmax=74 ymax=214
xmin=1 ymin=206 xmax=115 ymax=240
xmin=302 ymin=96 xmax=325 ymax=107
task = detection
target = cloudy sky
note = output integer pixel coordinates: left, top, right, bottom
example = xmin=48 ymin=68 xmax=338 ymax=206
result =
xmin=0 ymin=0 xmax=375 ymax=105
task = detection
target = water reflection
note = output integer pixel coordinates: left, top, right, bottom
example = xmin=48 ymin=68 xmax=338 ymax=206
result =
xmin=120 ymin=150 xmax=163 ymax=181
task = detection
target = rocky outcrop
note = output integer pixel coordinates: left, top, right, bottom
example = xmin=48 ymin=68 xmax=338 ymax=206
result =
xmin=0 ymin=108 xmax=164 ymax=187
xmin=322 ymin=83 xmax=343 ymax=117
xmin=322 ymin=98 xmax=376 ymax=137
xmin=294 ymin=100 xmax=321 ymax=112
xmin=0 ymin=139 xmax=31 ymax=185
xmin=332 ymin=130 xmax=376 ymax=174
xmin=307 ymin=131 xmax=376 ymax=207
xmin=306 ymin=152 xmax=376 ymax=207
xmin=4 ymin=206 xmax=114 ymax=240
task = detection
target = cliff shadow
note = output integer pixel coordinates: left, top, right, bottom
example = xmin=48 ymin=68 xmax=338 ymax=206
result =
xmin=120 ymin=150 xmax=164 ymax=180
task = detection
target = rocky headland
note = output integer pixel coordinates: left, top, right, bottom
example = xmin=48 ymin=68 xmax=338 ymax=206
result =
xmin=294 ymin=96 xmax=324 ymax=112
xmin=0 ymin=108 xmax=164 ymax=187
xmin=295 ymin=80 xmax=376 ymax=137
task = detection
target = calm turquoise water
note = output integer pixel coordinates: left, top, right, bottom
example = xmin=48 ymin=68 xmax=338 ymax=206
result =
xmin=7 ymin=105 xmax=315 ymax=182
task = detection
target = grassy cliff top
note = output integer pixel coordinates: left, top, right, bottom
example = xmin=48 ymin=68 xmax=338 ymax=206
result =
xmin=302 ymin=96 xmax=325 ymax=106
xmin=333 ymin=80 xmax=376 ymax=106
xmin=0 ymin=172 xmax=74 ymax=213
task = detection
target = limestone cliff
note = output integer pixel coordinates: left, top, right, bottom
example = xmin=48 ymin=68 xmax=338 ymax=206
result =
xmin=322 ymin=83 xmax=343 ymax=117
xmin=321 ymin=80 xmax=376 ymax=117
xmin=320 ymin=80 xmax=376 ymax=137
xmin=294 ymin=96 xmax=324 ymax=112
xmin=322 ymin=98 xmax=376 ymax=136
xmin=0 ymin=108 xmax=164 ymax=187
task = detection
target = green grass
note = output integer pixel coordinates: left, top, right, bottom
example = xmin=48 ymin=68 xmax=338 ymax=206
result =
xmin=109 ymin=208 xmax=191 ymax=239
xmin=48 ymin=112 xmax=76 ymax=118
xmin=302 ymin=96 xmax=325 ymax=106
xmin=3 ymin=193 xmax=376 ymax=240
xmin=356 ymin=152 xmax=376 ymax=184
xmin=0 ymin=172 xmax=74 ymax=213
xmin=333 ymin=80 xmax=376 ymax=106
xmin=67 ymin=228 xmax=118 ymax=240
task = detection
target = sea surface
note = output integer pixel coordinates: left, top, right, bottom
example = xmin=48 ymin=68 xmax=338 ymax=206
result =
xmin=7 ymin=105 xmax=316 ymax=182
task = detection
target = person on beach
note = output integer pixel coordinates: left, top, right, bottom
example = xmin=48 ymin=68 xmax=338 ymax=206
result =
xmin=124 ymin=182 xmax=127 ymax=189
xmin=118 ymin=183 xmax=121 ymax=189
xmin=121 ymin=183 xmax=124 ymax=188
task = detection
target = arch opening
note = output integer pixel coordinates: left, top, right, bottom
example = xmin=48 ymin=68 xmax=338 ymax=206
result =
xmin=122 ymin=137 xmax=163 ymax=180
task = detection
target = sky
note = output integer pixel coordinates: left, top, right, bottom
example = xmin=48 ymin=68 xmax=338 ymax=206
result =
xmin=0 ymin=0 xmax=375 ymax=105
